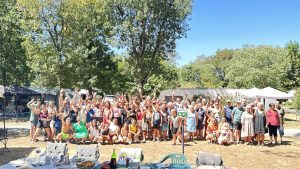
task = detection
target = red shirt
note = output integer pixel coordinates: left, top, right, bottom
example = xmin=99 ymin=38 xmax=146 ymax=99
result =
xmin=266 ymin=109 xmax=280 ymax=126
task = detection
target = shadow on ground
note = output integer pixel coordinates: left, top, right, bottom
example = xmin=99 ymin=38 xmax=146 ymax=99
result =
xmin=0 ymin=147 xmax=35 ymax=165
xmin=6 ymin=128 xmax=29 ymax=138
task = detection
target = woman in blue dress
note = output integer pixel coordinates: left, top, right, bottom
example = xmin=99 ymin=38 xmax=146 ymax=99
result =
xmin=187 ymin=107 xmax=197 ymax=141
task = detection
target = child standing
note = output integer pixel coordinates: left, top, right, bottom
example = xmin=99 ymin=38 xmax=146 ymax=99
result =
xmin=169 ymin=109 xmax=180 ymax=145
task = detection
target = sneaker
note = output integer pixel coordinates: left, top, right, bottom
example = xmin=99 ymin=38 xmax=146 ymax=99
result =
xmin=128 ymin=141 xmax=131 ymax=145
xmin=152 ymin=138 xmax=156 ymax=142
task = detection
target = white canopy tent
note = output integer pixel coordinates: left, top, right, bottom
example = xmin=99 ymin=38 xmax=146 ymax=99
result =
xmin=240 ymin=87 xmax=261 ymax=98
xmin=258 ymin=87 xmax=294 ymax=99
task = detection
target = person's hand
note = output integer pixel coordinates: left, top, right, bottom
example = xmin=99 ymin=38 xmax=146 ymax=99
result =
xmin=172 ymin=91 xmax=175 ymax=96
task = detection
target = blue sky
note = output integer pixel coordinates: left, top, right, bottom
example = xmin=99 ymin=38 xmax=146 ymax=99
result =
xmin=176 ymin=0 xmax=300 ymax=66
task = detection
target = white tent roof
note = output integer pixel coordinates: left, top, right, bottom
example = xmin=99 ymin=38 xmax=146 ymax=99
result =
xmin=241 ymin=87 xmax=261 ymax=98
xmin=259 ymin=87 xmax=293 ymax=99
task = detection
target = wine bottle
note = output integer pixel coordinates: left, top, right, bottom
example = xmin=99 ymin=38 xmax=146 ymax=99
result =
xmin=110 ymin=149 xmax=117 ymax=169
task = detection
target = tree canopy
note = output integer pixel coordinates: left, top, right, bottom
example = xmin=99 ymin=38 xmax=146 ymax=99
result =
xmin=1 ymin=0 xmax=299 ymax=97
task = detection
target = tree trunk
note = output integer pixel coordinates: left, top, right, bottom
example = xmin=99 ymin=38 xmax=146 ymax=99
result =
xmin=2 ymin=68 xmax=6 ymax=86
xmin=137 ymin=81 xmax=144 ymax=99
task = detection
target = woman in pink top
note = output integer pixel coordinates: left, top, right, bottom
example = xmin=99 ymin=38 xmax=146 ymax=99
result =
xmin=112 ymin=102 xmax=122 ymax=127
xmin=266 ymin=103 xmax=280 ymax=145
xmin=103 ymin=101 xmax=112 ymax=125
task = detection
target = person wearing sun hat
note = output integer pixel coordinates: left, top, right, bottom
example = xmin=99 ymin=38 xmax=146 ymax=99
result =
xmin=231 ymin=99 xmax=245 ymax=144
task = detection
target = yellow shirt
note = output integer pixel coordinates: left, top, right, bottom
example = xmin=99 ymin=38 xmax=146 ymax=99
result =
xmin=129 ymin=124 xmax=137 ymax=133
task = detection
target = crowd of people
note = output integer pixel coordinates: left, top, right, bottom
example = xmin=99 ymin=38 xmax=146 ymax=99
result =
xmin=27 ymin=90 xmax=285 ymax=146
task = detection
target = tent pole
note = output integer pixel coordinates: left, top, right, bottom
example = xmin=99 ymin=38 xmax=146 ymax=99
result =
xmin=2 ymin=89 xmax=9 ymax=153
xmin=182 ymin=118 xmax=185 ymax=154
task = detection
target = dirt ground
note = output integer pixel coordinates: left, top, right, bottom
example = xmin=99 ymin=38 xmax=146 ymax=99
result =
xmin=1 ymin=115 xmax=300 ymax=169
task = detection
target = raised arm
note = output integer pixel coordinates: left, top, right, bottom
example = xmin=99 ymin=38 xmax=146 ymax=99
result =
xmin=27 ymin=98 xmax=35 ymax=109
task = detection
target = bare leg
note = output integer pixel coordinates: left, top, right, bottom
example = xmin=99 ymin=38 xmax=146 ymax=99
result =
xmin=45 ymin=128 xmax=51 ymax=141
xmin=33 ymin=128 xmax=40 ymax=141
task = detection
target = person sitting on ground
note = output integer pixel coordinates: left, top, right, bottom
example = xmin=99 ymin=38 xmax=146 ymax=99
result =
xmin=218 ymin=118 xmax=230 ymax=145
xmin=118 ymin=123 xmax=129 ymax=144
xmin=89 ymin=119 xmax=100 ymax=143
xmin=128 ymin=119 xmax=141 ymax=144
xmin=206 ymin=118 xmax=218 ymax=144
xmin=108 ymin=118 xmax=120 ymax=144
xmin=73 ymin=116 xmax=88 ymax=144
xmin=99 ymin=123 xmax=110 ymax=144
xmin=177 ymin=120 xmax=188 ymax=143
xmin=57 ymin=116 xmax=73 ymax=143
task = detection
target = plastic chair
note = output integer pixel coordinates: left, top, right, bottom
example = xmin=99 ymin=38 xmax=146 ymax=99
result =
xmin=158 ymin=153 xmax=188 ymax=165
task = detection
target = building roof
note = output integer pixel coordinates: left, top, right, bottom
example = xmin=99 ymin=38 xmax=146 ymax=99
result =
xmin=2 ymin=85 xmax=41 ymax=96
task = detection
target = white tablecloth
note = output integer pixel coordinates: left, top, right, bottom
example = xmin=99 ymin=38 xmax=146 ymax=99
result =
xmin=1 ymin=158 xmax=100 ymax=169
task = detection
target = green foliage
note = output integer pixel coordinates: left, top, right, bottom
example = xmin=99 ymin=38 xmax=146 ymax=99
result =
xmin=144 ymin=60 xmax=178 ymax=97
xmin=0 ymin=0 xmax=30 ymax=86
xmin=293 ymin=88 xmax=300 ymax=111
xmin=225 ymin=45 xmax=287 ymax=90
xmin=179 ymin=63 xmax=223 ymax=88
xmin=18 ymin=0 xmax=117 ymax=92
xmin=284 ymin=41 xmax=300 ymax=90
xmin=111 ymin=0 xmax=192 ymax=96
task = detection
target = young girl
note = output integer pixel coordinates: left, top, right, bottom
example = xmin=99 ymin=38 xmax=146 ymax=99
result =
xmin=136 ymin=108 xmax=143 ymax=136
xmin=161 ymin=104 xmax=169 ymax=141
xmin=128 ymin=119 xmax=141 ymax=144
xmin=48 ymin=101 xmax=56 ymax=141
xmin=108 ymin=118 xmax=120 ymax=144
xmin=141 ymin=107 xmax=148 ymax=142
xmin=103 ymin=101 xmax=112 ymax=125
xmin=112 ymin=102 xmax=122 ymax=128
xmin=118 ymin=123 xmax=129 ymax=144
xmin=99 ymin=123 xmax=109 ymax=144
xmin=170 ymin=109 xmax=180 ymax=145
xmin=27 ymin=99 xmax=39 ymax=143
xmin=57 ymin=116 xmax=73 ymax=143
xmin=152 ymin=104 xmax=162 ymax=141
xmin=145 ymin=106 xmax=153 ymax=140
xmin=33 ymin=104 xmax=51 ymax=142
xmin=206 ymin=118 xmax=218 ymax=143
xmin=89 ymin=119 xmax=100 ymax=143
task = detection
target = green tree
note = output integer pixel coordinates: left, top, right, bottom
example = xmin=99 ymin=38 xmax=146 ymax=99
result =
xmin=225 ymin=45 xmax=287 ymax=89
xmin=111 ymin=0 xmax=192 ymax=97
xmin=144 ymin=60 xmax=178 ymax=97
xmin=293 ymin=88 xmax=300 ymax=111
xmin=284 ymin=41 xmax=300 ymax=90
xmin=18 ymin=0 xmax=117 ymax=92
xmin=0 ymin=0 xmax=30 ymax=86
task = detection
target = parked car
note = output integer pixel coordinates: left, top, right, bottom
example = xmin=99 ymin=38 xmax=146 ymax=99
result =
xmin=104 ymin=95 xmax=115 ymax=102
